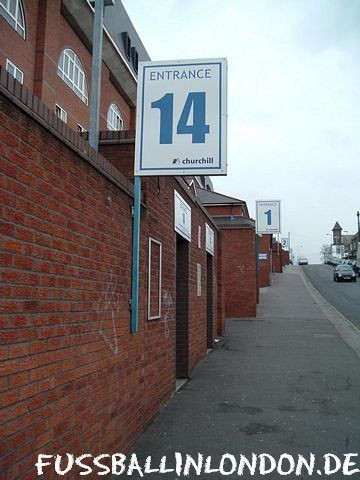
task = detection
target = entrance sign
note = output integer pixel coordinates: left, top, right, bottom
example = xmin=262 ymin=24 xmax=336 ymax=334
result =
xmin=135 ymin=58 xmax=227 ymax=176
xmin=174 ymin=190 xmax=191 ymax=241
xmin=256 ymin=200 xmax=281 ymax=234
xmin=281 ymin=237 xmax=289 ymax=249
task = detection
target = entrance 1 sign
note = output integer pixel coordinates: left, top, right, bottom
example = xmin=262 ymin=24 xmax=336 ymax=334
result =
xmin=135 ymin=58 xmax=227 ymax=176
xmin=256 ymin=200 xmax=281 ymax=234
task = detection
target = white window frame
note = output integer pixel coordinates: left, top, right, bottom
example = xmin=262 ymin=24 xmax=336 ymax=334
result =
xmin=6 ymin=58 xmax=23 ymax=84
xmin=148 ymin=238 xmax=162 ymax=320
xmin=0 ymin=0 xmax=25 ymax=38
xmin=107 ymin=103 xmax=124 ymax=131
xmin=77 ymin=124 xmax=86 ymax=133
xmin=55 ymin=104 xmax=67 ymax=124
xmin=57 ymin=49 xmax=88 ymax=104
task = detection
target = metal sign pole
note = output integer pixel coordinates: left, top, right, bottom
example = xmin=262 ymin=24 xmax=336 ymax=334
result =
xmin=89 ymin=0 xmax=105 ymax=151
xmin=131 ymin=176 xmax=141 ymax=332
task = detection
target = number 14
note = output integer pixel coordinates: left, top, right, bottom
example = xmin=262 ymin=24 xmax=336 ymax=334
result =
xmin=151 ymin=92 xmax=210 ymax=144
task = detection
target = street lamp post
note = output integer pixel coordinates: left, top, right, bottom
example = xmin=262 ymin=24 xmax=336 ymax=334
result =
xmin=297 ymin=245 xmax=303 ymax=264
xmin=357 ymin=211 xmax=360 ymax=238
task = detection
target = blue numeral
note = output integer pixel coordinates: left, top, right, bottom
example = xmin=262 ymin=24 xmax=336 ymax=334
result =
xmin=264 ymin=209 xmax=272 ymax=225
xmin=151 ymin=92 xmax=209 ymax=144
xmin=177 ymin=92 xmax=210 ymax=143
xmin=151 ymin=93 xmax=173 ymax=144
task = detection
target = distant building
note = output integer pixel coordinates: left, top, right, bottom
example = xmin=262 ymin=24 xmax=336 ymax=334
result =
xmin=332 ymin=221 xmax=342 ymax=245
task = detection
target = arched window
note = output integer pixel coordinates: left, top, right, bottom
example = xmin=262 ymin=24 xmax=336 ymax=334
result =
xmin=57 ymin=49 xmax=88 ymax=104
xmin=107 ymin=103 xmax=124 ymax=131
xmin=0 ymin=0 xmax=25 ymax=38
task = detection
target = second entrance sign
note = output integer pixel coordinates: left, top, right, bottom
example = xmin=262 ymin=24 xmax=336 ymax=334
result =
xmin=256 ymin=200 xmax=281 ymax=234
xmin=135 ymin=58 xmax=227 ymax=176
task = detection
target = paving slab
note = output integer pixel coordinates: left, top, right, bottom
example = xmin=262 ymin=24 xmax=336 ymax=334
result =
xmin=113 ymin=267 xmax=360 ymax=479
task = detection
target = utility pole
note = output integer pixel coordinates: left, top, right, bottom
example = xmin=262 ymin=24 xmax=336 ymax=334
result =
xmin=88 ymin=0 xmax=115 ymax=150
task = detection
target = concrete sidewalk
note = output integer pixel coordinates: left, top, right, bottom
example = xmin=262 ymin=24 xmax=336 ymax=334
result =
xmin=118 ymin=267 xmax=360 ymax=479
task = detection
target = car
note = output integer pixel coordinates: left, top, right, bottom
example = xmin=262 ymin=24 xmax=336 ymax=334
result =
xmin=333 ymin=264 xmax=357 ymax=282
xmin=299 ymin=257 xmax=308 ymax=265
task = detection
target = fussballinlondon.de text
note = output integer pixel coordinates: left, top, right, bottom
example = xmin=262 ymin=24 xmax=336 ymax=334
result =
xmin=35 ymin=452 xmax=360 ymax=476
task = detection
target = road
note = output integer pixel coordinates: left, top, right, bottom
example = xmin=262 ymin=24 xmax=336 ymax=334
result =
xmin=301 ymin=264 xmax=360 ymax=330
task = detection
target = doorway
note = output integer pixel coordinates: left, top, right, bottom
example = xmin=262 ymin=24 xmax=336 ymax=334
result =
xmin=206 ymin=253 xmax=213 ymax=349
xmin=176 ymin=234 xmax=189 ymax=378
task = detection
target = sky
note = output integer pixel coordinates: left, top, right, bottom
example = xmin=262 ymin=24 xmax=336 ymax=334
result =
xmin=121 ymin=0 xmax=360 ymax=263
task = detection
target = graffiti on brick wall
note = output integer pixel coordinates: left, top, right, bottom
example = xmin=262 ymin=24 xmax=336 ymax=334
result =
xmin=237 ymin=264 xmax=246 ymax=273
xmin=96 ymin=271 xmax=120 ymax=354
xmin=162 ymin=290 xmax=174 ymax=338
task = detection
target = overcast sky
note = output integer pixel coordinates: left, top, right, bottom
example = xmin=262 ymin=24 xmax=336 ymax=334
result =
xmin=122 ymin=0 xmax=360 ymax=263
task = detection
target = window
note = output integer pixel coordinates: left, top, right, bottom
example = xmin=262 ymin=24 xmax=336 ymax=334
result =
xmin=0 ymin=0 xmax=25 ymax=38
xmin=55 ymin=104 xmax=67 ymax=123
xmin=107 ymin=103 xmax=124 ymax=131
xmin=77 ymin=124 xmax=86 ymax=133
xmin=148 ymin=238 xmax=162 ymax=320
xmin=131 ymin=46 xmax=138 ymax=73
xmin=57 ymin=49 xmax=88 ymax=104
xmin=6 ymin=59 xmax=23 ymax=84
xmin=122 ymin=32 xmax=131 ymax=60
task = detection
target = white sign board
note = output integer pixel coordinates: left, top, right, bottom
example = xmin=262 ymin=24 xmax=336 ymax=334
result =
xmin=174 ymin=190 xmax=191 ymax=241
xmin=135 ymin=58 xmax=227 ymax=176
xmin=258 ymin=253 xmax=268 ymax=260
xmin=256 ymin=200 xmax=281 ymax=234
xmin=281 ymin=237 xmax=288 ymax=249
xmin=205 ymin=223 xmax=215 ymax=256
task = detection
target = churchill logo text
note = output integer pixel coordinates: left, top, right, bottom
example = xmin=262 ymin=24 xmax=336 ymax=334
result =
xmin=171 ymin=156 xmax=214 ymax=166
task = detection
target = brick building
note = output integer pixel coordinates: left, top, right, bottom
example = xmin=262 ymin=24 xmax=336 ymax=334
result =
xmin=271 ymin=240 xmax=284 ymax=273
xmin=0 ymin=68 xmax=223 ymax=479
xmin=257 ymin=234 xmax=272 ymax=288
xmin=196 ymin=188 xmax=258 ymax=318
xmin=0 ymin=0 xmax=147 ymax=132
xmin=0 ymin=1 xmax=224 ymax=478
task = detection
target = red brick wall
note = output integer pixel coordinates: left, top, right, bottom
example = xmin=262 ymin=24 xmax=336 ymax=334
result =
xmin=283 ymin=250 xmax=290 ymax=266
xmin=221 ymin=227 xmax=257 ymax=318
xmin=100 ymin=141 xmax=221 ymax=375
xmin=99 ymin=138 xmax=135 ymax=183
xmin=0 ymin=92 xmax=139 ymax=479
xmin=216 ymin=234 xmax=225 ymax=336
xmin=272 ymin=242 xmax=283 ymax=273
xmin=205 ymin=204 xmax=246 ymax=217
xmin=258 ymin=234 xmax=271 ymax=287
xmin=1 ymin=89 xmax=221 ymax=478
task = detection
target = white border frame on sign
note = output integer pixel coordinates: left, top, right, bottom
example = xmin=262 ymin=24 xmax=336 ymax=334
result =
xmin=135 ymin=58 xmax=227 ymax=176
xmin=148 ymin=237 xmax=162 ymax=320
xmin=256 ymin=200 xmax=281 ymax=234
xmin=205 ymin=223 xmax=215 ymax=256
xmin=174 ymin=190 xmax=191 ymax=242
